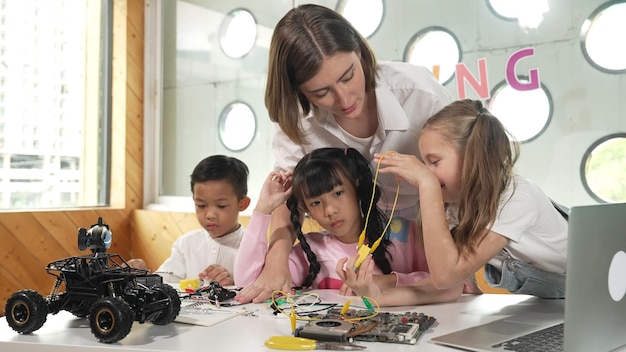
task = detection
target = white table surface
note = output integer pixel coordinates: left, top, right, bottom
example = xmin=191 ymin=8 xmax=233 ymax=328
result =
xmin=0 ymin=292 xmax=563 ymax=352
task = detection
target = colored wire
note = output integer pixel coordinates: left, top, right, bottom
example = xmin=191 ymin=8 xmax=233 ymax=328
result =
xmin=270 ymin=290 xmax=380 ymax=325
xmin=338 ymin=296 xmax=380 ymax=323
xmin=357 ymin=151 xmax=400 ymax=261
xmin=271 ymin=290 xmax=322 ymax=322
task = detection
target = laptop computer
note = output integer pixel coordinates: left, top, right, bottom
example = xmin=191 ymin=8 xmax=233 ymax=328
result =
xmin=431 ymin=202 xmax=626 ymax=352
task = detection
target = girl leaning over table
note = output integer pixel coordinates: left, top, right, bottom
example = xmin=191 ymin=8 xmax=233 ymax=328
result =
xmin=235 ymin=147 xmax=478 ymax=306
xmin=375 ymin=99 xmax=568 ymax=298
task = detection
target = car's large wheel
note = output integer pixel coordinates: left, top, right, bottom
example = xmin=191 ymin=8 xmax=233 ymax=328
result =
xmin=5 ymin=289 xmax=49 ymax=334
xmin=151 ymin=284 xmax=181 ymax=325
xmin=89 ymin=297 xmax=133 ymax=343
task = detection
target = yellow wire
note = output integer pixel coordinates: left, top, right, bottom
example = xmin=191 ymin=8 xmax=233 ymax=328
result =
xmin=270 ymin=290 xmax=380 ymax=325
xmin=341 ymin=296 xmax=380 ymax=323
xmin=270 ymin=290 xmax=320 ymax=322
xmin=357 ymin=150 xmax=400 ymax=253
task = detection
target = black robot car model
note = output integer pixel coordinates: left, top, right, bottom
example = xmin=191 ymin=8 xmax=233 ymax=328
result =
xmin=4 ymin=217 xmax=181 ymax=343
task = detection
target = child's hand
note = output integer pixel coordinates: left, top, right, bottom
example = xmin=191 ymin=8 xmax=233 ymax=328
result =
xmin=335 ymin=255 xmax=383 ymax=301
xmin=373 ymin=152 xmax=439 ymax=189
xmin=126 ymin=258 xmax=147 ymax=270
xmin=234 ymin=260 xmax=294 ymax=304
xmin=199 ymin=264 xmax=234 ymax=287
xmin=254 ymin=171 xmax=293 ymax=214
xmin=338 ymin=282 xmax=356 ymax=297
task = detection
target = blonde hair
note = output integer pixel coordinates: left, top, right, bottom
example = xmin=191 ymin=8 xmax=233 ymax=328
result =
xmin=421 ymin=99 xmax=520 ymax=256
xmin=265 ymin=4 xmax=378 ymax=145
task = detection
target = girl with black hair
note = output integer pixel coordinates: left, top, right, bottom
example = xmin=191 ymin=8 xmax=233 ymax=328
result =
xmin=235 ymin=148 xmax=473 ymax=306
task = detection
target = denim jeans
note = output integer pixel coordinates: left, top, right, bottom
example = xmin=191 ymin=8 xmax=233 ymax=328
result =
xmin=484 ymin=251 xmax=565 ymax=299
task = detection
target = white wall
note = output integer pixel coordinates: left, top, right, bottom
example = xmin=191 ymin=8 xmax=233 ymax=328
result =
xmin=152 ymin=0 xmax=625 ymax=211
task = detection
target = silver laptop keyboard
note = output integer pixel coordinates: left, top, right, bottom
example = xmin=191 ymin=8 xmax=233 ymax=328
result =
xmin=492 ymin=322 xmax=564 ymax=352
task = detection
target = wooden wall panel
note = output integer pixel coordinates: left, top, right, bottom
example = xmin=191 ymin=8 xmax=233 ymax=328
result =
xmin=0 ymin=222 xmax=52 ymax=292
xmin=0 ymin=211 xmax=132 ymax=316
xmin=130 ymin=210 xmax=321 ymax=276
xmin=130 ymin=210 xmax=192 ymax=272
xmin=0 ymin=0 xmax=144 ymax=316
xmin=131 ymin=210 xmax=259 ymax=273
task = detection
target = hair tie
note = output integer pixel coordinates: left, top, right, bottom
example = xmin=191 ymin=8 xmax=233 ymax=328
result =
xmin=474 ymin=100 xmax=484 ymax=112
xmin=474 ymin=100 xmax=489 ymax=119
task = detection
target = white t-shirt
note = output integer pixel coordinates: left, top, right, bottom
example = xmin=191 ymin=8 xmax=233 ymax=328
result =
xmin=271 ymin=61 xmax=452 ymax=220
xmin=479 ymin=176 xmax=568 ymax=273
xmin=156 ymin=225 xmax=244 ymax=283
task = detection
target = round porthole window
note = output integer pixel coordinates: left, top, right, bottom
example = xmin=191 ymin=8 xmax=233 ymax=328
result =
xmin=581 ymin=133 xmax=626 ymax=203
xmin=404 ymin=26 xmax=461 ymax=85
xmin=488 ymin=78 xmax=552 ymax=143
xmin=219 ymin=8 xmax=257 ymax=59
xmin=486 ymin=0 xmax=517 ymax=20
xmin=486 ymin=0 xmax=550 ymax=29
xmin=337 ymin=0 xmax=384 ymax=38
xmin=580 ymin=1 xmax=626 ymax=73
xmin=218 ymin=102 xmax=256 ymax=151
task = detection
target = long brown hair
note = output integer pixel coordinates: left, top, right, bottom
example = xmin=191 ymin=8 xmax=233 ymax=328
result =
xmin=265 ymin=4 xmax=378 ymax=145
xmin=421 ymin=99 xmax=520 ymax=256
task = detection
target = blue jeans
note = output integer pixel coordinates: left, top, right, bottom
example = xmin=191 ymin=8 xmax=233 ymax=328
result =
xmin=484 ymin=251 xmax=565 ymax=299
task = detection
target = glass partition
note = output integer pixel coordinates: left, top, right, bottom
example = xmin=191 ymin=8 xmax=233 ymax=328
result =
xmin=0 ymin=0 xmax=112 ymax=210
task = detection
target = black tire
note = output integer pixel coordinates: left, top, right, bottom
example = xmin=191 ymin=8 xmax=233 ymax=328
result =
xmin=4 ymin=290 xmax=48 ymax=334
xmin=5 ymin=289 xmax=49 ymax=334
xmin=151 ymin=284 xmax=181 ymax=325
xmin=89 ymin=297 xmax=133 ymax=343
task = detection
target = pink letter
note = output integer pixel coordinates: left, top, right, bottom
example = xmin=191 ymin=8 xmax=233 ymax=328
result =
xmin=432 ymin=64 xmax=440 ymax=81
xmin=455 ymin=58 xmax=490 ymax=100
xmin=506 ymin=48 xmax=540 ymax=91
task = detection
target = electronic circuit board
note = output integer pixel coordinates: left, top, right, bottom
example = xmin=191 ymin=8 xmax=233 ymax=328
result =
xmin=297 ymin=308 xmax=437 ymax=344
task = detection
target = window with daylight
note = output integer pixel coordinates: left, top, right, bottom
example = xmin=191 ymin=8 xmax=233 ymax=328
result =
xmin=404 ymin=26 xmax=461 ymax=85
xmin=581 ymin=134 xmax=626 ymax=203
xmin=0 ymin=0 xmax=111 ymax=210
xmin=219 ymin=8 xmax=257 ymax=59
xmin=488 ymin=78 xmax=553 ymax=143
xmin=580 ymin=1 xmax=626 ymax=73
xmin=218 ymin=101 xmax=256 ymax=152
xmin=337 ymin=0 xmax=384 ymax=38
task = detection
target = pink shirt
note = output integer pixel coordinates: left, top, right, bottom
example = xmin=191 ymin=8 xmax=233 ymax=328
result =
xmin=234 ymin=212 xmax=430 ymax=289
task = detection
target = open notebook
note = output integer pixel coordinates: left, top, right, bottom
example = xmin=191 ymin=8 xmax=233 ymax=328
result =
xmin=431 ymin=202 xmax=626 ymax=352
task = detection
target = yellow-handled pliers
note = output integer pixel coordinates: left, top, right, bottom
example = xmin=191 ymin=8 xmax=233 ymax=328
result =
xmin=264 ymin=336 xmax=366 ymax=350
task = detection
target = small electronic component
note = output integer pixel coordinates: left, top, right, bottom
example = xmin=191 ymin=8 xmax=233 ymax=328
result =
xmin=180 ymin=278 xmax=201 ymax=291
xmin=185 ymin=280 xmax=237 ymax=305
xmin=303 ymin=308 xmax=437 ymax=344
xmin=198 ymin=281 xmax=236 ymax=302
xmin=295 ymin=319 xmax=356 ymax=342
